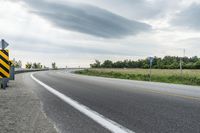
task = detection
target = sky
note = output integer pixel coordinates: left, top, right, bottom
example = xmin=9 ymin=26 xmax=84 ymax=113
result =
xmin=1 ymin=0 xmax=200 ymax=68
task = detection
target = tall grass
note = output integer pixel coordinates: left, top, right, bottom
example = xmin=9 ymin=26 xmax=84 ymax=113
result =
xmin=75 ymin=69 xmax=200 ymax=86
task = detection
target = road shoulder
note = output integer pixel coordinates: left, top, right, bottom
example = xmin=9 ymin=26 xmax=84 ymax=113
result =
xmin=0 ymin=74 xmax=58 ymax=133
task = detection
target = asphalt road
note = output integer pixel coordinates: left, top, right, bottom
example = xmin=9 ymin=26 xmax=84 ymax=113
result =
xmin=18 ymin=70 xmax=200 ymax=133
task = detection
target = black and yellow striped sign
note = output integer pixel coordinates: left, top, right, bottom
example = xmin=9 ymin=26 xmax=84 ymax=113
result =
xmin=0 ymin=50 xmax=10 ymax=78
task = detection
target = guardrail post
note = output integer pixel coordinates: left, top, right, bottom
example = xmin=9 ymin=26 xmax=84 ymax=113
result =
xmin=2 ymin=78 xmax=7 ymax=89
xmin=10 ymin=66 xmax=15 ymax=80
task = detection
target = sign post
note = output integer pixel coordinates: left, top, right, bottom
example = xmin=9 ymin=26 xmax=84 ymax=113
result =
xmin=148 ymin=57 xmax=154 ymax=81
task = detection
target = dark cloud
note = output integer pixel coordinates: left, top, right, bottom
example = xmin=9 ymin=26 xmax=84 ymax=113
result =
xmin=20 ymin=0 xmax=151 ymax=38
xmin=171 ymin=3 xmax=200 ymax=30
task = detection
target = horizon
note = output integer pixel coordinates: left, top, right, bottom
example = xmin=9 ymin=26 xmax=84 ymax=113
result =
xmin=14 ymin=55 xmax=200 ymax=69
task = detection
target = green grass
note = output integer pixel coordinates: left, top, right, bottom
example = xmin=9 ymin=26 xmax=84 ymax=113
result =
xmin=75 ymin=68 xmax=200 ymax=86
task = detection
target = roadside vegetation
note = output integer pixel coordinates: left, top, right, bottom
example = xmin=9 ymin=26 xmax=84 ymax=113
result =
xmin=75 ymin=56 xmax=200 ymax=86
xmin=75 ymin=69 xmax=200 ymax=86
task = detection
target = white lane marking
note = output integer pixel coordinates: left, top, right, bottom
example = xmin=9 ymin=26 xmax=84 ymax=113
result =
xmin=31 ymin=73 xmax=135 ymax=133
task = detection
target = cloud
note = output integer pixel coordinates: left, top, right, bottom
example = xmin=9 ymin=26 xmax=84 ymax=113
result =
xmin=8 ymin=35 xmax=155 ymax=56
xmin=178 ymin=37 xmax=200 ymax=48
xmin=71 ymin=0 xmax=181 ymax=20
xmin=98 ymin=0 xmax=170 ymax=19
xmin=171 ymin=3 xmax=200 ymax=30
xmin=18 ymin=0 xmax=151 ymax=38
xmin=3 ymin=0 xmax=200 ymax=67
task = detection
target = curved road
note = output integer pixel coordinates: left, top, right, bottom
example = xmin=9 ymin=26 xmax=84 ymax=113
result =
xmin=17 ymin=70 xmax=200 ymax=133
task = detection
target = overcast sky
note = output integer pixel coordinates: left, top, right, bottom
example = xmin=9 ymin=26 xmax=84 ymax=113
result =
xmin=1 ymin=0 xmax=200 ymax=67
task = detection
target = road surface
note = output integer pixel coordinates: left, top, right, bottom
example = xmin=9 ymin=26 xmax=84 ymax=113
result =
xmin=16 ymin=70 xmax=200 ymax=133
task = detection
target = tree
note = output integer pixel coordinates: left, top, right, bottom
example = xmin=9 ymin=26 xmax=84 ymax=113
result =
xmin=32 ymin=62 xmax=42 ymax=69
xmin=190 ymin=56 xmax=198 ymax=63
xmin=14 ymin=60 xmax=22 ymax=68
xmin=194 ymin=60 xmax=200 ymax=69
xmin=90 ymin=60 xmax=101 ymax=68
xmin=52 ymin=62 xmax=57 ymax=69
xmin=101 ymin=60 xmax=113 ymax=68
xmin=25 ymin=62 xmax=32 ymax=69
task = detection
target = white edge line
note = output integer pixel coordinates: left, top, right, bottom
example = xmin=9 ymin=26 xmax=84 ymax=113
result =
xmin=31 ymin=73 xmax=135 ymax=133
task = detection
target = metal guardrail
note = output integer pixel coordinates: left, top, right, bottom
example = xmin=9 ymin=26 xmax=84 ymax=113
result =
xmin=1 ymin=68 xmax=65 ymax=89
xmin=15 ymin=69 xmax=50 ymax=74
xmin=0 ymin=68 xmax=49 ymax=89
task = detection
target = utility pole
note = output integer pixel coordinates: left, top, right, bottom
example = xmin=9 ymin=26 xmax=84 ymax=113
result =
xmin=180 ymin=49 xmax=185 ymax=77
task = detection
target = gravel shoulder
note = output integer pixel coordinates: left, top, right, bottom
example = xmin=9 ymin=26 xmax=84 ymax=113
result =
xmin=0 ymin=74 xmax=58 ymax=133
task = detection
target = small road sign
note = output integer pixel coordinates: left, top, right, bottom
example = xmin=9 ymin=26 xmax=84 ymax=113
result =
xmin=148 ymin=57 xmax=154 ymax=66
xmin=1 ymin=39 xmax=9 ymax=50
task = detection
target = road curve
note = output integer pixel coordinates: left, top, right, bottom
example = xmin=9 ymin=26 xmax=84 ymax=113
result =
xmin=17 ymin=70 xmax=200 ymax=133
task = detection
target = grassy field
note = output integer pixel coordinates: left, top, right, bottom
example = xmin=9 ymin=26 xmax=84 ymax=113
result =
xmin=75 ymin=68 xmax=200 ymax=86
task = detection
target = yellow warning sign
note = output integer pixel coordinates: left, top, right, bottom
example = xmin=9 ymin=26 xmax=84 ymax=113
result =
xmin=0 ymin=50 xmax=10 ymax=78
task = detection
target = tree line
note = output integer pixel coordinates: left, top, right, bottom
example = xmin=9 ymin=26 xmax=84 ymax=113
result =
xmin=11 ymin=60 xmax=42 ymax=69
xmin=90 ymin=56 xmax=200 ymax=69
xmin=13 ymin=60 xmax=57 ymax=70
xmin=25 ymin=62 xmax=47 ymax=69
xmin=25 ymin=62 xmax=57 ymax=69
